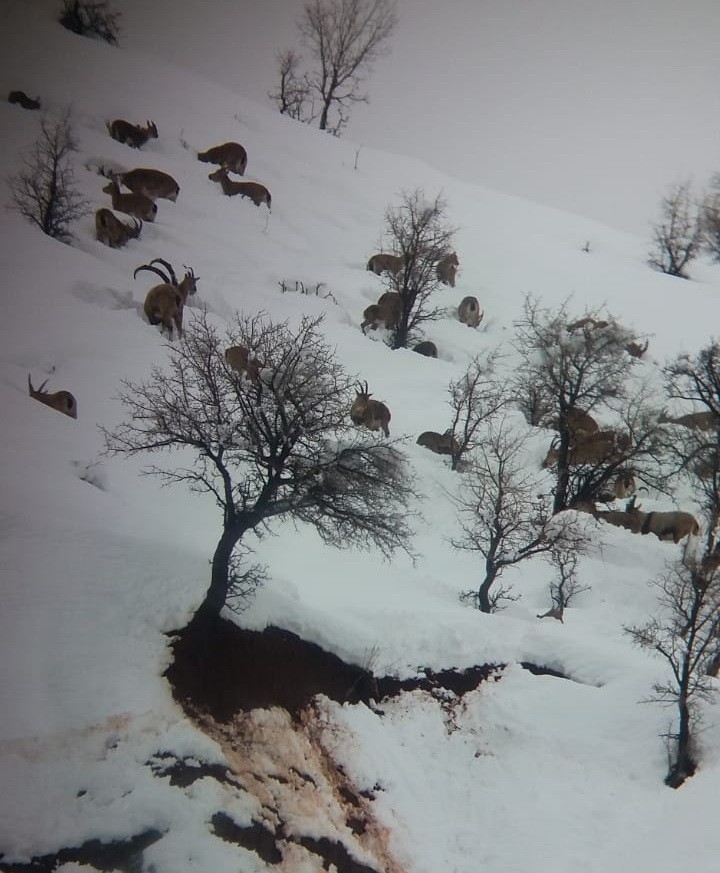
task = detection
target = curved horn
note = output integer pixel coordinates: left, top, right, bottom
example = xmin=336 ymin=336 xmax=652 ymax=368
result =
xmin=182 ymin=264 xmax=199 ymax=282
xmin=133 ymin=264 xmax=171 ymax=283
xmin=149 ymin=258 xmax=177 ymax=285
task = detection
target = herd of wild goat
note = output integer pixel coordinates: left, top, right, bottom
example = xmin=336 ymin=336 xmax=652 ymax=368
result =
xmin=10 ymin=95 xmax=705 ymax=549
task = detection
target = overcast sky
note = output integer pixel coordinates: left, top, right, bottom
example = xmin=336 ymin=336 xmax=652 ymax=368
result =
xmin=122 ymin=0 xmax=720 ymax=236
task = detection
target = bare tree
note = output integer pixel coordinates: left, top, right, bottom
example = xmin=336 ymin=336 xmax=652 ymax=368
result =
xmin=648 ymin=180 xmax=706 ymax=279
xmin=702 ymin=173 xmax=720 ymax=263
xmin=453 ymin=418 xmax=591 ymax=613
xmin=512 ymin=296 xmax=667 ymax=513
xmin=537 ymin=545 xmax=589 ymax=622
xmin=7 ymin=110 xmax=91 ymax=243
xmin=381 ymin=189 xmax=456 ymax=350
xmin=626 ymin=559 xmax=720 ymax=788
xmin=292 ymin=0 xmax=398 ymax=135
xmin=268 ymin=49 xmax=311 ymax=121
xmin=445 ymin=350 xmax=507 ymax=471
xmin=59 ymin=0 xmax=120 ymax=45
xmin=103 ymin=310 xmax=418 ymax=636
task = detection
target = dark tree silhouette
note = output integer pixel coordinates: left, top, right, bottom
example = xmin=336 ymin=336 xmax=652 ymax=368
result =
xmin=380 ymin=189 xmax=456 ymax=350
xmin=103 ymin=310 xmax=418 ymax=635
xmin=7 ymin=111 xmax=91 ymax=243
xmin=648 ymin=180 xmax=706 ymax=279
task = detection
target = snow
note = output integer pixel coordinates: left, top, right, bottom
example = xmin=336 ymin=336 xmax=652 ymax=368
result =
xmin=1 ymin=1 xmax=720 ymax=870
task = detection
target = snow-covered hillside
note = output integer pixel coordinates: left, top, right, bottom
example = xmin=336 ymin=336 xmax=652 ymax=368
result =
xmin=2 ymin=3 xmax=720 ymax=871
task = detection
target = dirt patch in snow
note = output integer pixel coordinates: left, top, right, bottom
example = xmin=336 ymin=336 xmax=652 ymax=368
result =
xmin=166 ymin=620 xmax=502 ymax=721
xmin=161 ymin=618 xmax=504 ymax=873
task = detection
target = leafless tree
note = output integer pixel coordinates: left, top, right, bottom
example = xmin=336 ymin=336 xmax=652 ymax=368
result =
xmin=453 ymin=418 xmax=591 ymax=613
xmin=702 ymin=174 xmax=720 ymax=262
xmin=268 ymin=49 xmax=311 ymax=121
xmin=648 ymin=180 xmax=706 ymax=278
xmin=512 ymin=295 xmax=667 ymax=513
xmin=7 ymin=110 xmax=91 ymax=243
xmin=103 ymin=310 xmax=418 ymax=636
xmin=445 ymin=350 xmax=507 ymax=471
xmin=59 ymin=0 xmax=120 ymax=45
xmin=626 ymin=558 xmax=720 ymax=788
xmin=291 ymin=0 xmax=398 ymax=135
xmin=537 ymin=545 xmax=589 ymax=622
xmin=381 ymin=189 xmax=456 ymax=350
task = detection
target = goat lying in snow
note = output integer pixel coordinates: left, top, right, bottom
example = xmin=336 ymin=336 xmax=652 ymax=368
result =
xmin=28 ymin=374 xmax=77 ymax=419
xmin=350 ymin=381 xmax=391 ymax=437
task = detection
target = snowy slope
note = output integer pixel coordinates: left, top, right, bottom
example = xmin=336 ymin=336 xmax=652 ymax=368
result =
xmin=2 ymin=2 xmax=720 ymax=871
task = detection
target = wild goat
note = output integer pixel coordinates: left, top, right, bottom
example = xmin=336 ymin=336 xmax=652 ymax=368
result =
xmin=542 ymin=429 xmax=631 ymax=468
xmin=8 ymin=90 xmax=40 ymax=110
xmin=576 ymin=497 xmax=699 ymax=544
xmin=225 ymin=345 xmax=264 ymax=383
xmin=135 ymin=259 xmax=199 ymax=339
xmin=207 ymin=167 xmax=271 ymax=209
xmin=436 ymin=251 xmax=459 ymax=287
xmin=95 ymin=208 xmax=142 ymax=248
xmin=660 ymin=410 xmax=719 ymax=431
xmin=361 ymin=291 xmax=402 ymax=334
xmin=28 ymin=374 xmax=77 ymax=419
xmin=107 ymin=168 xmax=179 ymax=202
xmin=106 ymin=119 xmax=158 ymax=149
xmin=567 ymin=316 xmax=609 ymax=332
xmin=549 ymin=408 xmax=599 ymax=438
xmin=640 ymin=509 xmax=700 ymax=543
xmin=416 ymin=429 xmax=460 ymax=457
xmin=458 ymin=296 xmax=482 ymax=328
xmin=102 ymin=179 xmax=157 ymax=222
xmin=614 ymin=469 xmax=637 ymax=500
xmin=625 ymin=339 xmax=649 ymax=358
xmin=197 ymin=141 xmax=248 ymax=175
xmin=366 ymin=253 xmax=405 ymax=276
xmin=350 ymin=381 xmax=391 ymax=437
xmin=413 ymin=341 xmax=438 ymax=358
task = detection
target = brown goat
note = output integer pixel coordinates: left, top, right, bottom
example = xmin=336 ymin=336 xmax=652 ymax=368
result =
xmin=361 ymin=291 xmax=402 ymax=334
xmin=106 ymin=119 xmax=158 ymax=149
xmin=549 ymin=408 xmax=599 ymax=438
xmin=135 ymin=259 xmax=199 ymax=339
xmin=109 ymin=168 xmax=179 ymax=202
xmin=197 ymin=141 xmax=248 ymax=175
xmin=350 ymin=381 xmax=391 ymax=437
xmin=413 ymin=341 xmax=438 ymax=358
xmin=542 ymin=429 xmax=631 ymax=468
xmin=28 ymin=374 xmax=77 ymax=419
xmin=614 ymin=469 xmax=637 ymax=500
xmin=660 ymin=410 xmax=719 ymax=432
xmin=567 ymin=317 xmax=609 ymax=332
xmin=95 ymin=208 xmax=142 ymax=248
xmin=436 ymin=251 xmax=459 ymax=287
xmin=208 ymin=167 xmax=271 ymax=209
xmin=416 ymin=429 xmax=460 ymax=457
xmin=8 ymin=90 xmax=40 ymax=110
xmin=366 ymin=253 xmax=405 ymax=276
xmin=225 ymin=345 xmax=264 ymax=383
xmin=640 ymin=510 xmax=700 ymax=543
xmin=625 ymin=339 xmax=649 ymax=358
xmin=458 ymin=296 xmax=483 ymax=328
xmin=102 ymin=179 xmax=157 ymax=222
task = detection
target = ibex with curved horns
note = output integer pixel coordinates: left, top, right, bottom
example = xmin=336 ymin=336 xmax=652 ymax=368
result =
xmin=350 ymin=381 xmax=391 ymax=437
xmin=134 ymin=258 xmax=199 ymax=340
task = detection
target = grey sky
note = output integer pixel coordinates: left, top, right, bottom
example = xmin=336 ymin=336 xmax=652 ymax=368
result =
xmin=122 ymin=0 xmax=720 ymax=236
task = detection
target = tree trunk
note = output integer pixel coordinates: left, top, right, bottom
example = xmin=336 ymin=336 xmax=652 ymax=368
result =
xmin=666 ymin=684 xmax=697 ymax=788
xmin=477 ymin=566 xmax=498 ymax=613
xmin=192 ymin=523 xmax=243 ymax=627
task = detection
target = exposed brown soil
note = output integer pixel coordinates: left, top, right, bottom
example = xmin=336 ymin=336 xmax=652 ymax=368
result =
xmin=166 ymin=619 xmax=503 ymax=722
